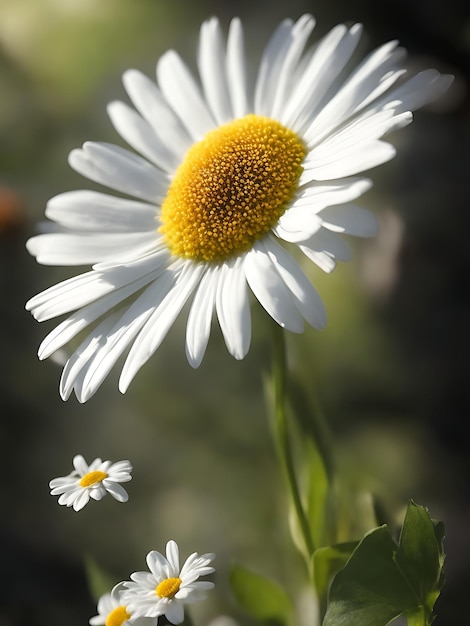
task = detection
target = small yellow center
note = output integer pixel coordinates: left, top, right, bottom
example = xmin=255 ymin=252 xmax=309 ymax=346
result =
xmin=79 ymin=470 xmax=108 ymax=488
xmin=105 ymin=606 xmax=131 ymax=626
xmin=156 ymin=577 xmax=183 ymax=599
xmin=160 ymin=114 xmax=306 ymax=262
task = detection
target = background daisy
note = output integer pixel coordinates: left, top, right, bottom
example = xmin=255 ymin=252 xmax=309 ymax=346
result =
xmin=50 ymin=455 xmax=133 ymax=511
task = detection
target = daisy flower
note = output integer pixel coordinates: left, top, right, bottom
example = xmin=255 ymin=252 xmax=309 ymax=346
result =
xmin=49 ymin=454 xmax=132 ymax=511
xmin=121 ymin=540 xmax=215 ymax=625
xmin=89 ymin=584 xmax=157 ymax=626
xmin=26 ymin=15 xmax=452 ymax=402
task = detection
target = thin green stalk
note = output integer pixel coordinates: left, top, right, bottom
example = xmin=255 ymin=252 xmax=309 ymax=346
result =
xmin=271 ymin=324 xmax=314 ymax=560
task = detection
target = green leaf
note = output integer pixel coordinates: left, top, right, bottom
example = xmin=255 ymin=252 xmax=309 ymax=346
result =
xmin=323 ymin=526 xmax=417 ymax=626
xmin=323 ymin=502 xmax=446 ymax=626
xmin=305 ymin=438 xmax=330 ymax=548
xmin=395 ymin=501 xmax=446 ymax=620
xmin=313 ymin=542 xmax=358 ymax=618
xmin=230 ymin=564 xmax=292 ymax=625
xmin=313 ymin=542 xmax=358 ymax=604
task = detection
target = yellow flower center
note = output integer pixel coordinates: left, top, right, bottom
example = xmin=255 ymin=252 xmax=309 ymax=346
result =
xmin=79 ymin=470 xmax=108 ymax=487
xmin=105 ymin=606 xmax=131 ymax=626
xmin=160 ymin=114 xmax=306 ymax=262
xmin=156 ymin=577 xmax=183 ymax=599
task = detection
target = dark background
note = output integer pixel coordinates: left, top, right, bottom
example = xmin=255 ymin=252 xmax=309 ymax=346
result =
xmin=0 ymin=0 xmax=468 ymax=624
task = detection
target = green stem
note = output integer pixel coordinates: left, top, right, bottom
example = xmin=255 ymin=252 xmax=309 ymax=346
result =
xmin=271 ymin=324 xmax=315 ymax=560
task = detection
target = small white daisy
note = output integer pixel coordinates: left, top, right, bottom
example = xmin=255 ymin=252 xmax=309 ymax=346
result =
xmin=49 ymin=454 xmax=132 ymax=511
xmin=121 ymin=540 xmax=215 ymax=625
xmin=26 ymin=15 xmax=453 ymax=402
xmin=89 ymin=584 xmax=157 ymax=626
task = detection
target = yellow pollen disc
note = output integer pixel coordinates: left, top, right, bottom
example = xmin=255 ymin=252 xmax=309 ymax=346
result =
xmin=156 ymin=577 xmax=183 ymax=599
xmin=160 ymin=114 xmax=306 ymax=262
xmin=79 ymin=470 xmax=108 ymax=488
xmin=105 ymin=606 xmax=131 ymax=626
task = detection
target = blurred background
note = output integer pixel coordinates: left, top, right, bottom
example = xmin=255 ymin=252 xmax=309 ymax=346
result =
xmin=0 ymin=0 xmax=468 ymax=625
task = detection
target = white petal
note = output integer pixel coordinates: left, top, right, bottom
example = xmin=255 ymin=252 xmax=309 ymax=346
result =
xmin=73 ymin=455 xmax=89 ymax=474
xmin=122 ymin=69 xmax=192 ymax=156
xmin=320 ymin=204 xmax=379 ymax=237
xmin=244 ymin=242 xmax=304 ymax=332
xmin=302 ymin=139 xmax=396 ymax=181
xmin=274 ymin=211 xmax=322 ymax=242
xmin=164 ymin=601 xmax=184 ymax=625
xmin=147 ymin=550 xmax=172 ymax=580
xmin=107 ymin=100 xmax=179 ymax=172
xmin=38 ymin=270 xmax=165 ymax=360
xmin=269 ymin=15 xmax=316 ymax=119
xmin=226 ymin=18 xmax=248 ymax=118
xmin=120 ymin=262 xmax=204 ymax=392
xmin=215 ymin=256 xmax=251 ymax=360
xmin=262 ymin=237 xmax=326 ymax=329
xmin=75 ymin=274 xmax=176 ymax=403
xmin=166 ymin=540 xmax=180 ymax=576
xmin=378 ymin=69 xmax=454 ymax=114
xmin=299 ymin=246 xmax=336 ymax=273
xmin=69 ymin=142 xmax=168 ymax=203
xmin=73 ymin=490 xmax=90 ymax=511
xmin=104 ymin=482 xmax=129 ymax=502
xmin=26 ymin=231 xmax=157 ymax=266
xmin=254 ymin=18 xmax=294 ymax=115
xmin=185 ymin=267 xmax=218 ymax=368
xmin=299 ymin=227 xmax=351 ymax=263
xmin=304 ymin=41 xmax=405 ymax=144
xmin=282 ymin=23 xmax=362 ymax=129
xmin=59 ymin=312 xmax=120 ymax=401
xmin=198 ymin=18 xmax=232 ymax=124
xmin=27 ymin=254 xmax=166 ymax=321
xmin=45 ymin=190 xmax=156 ymax=232
xmin=294 ymin=177 xmax=373 ymax=210
xmin=157 ymin=50 xmax=216 ymax=141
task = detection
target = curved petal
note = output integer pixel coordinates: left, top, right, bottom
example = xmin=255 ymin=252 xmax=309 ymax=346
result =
xmin=320 ymin=204 xmax=379 ymax=237
xmin=74 ymin=272 xmax=177 ymax=403
xmin=103 ymin=482 xmax=129 ymax=502
xmin=26 ymin=231 xmax=157 ymax=266
xmin=45 ymin=190 xmax=156 ymax=233
xmin=107 ymin=100 xmax=179 ymax=173
xmin=166 ymin=540 xmax=181 ymax=576
xmin=262 ymin=237 xmax=326 ymax=329
xmin=120 ymin=262 xmax=204 ymax=393
xmin=282 ymin=23 xmax=362 ymax=129
xmin=37 ymin=267 xmax=166 ymax=359
xmin=244 ymin=242 xmax=304 ymax=332
xmin=122 ymin=69 xmax=192 ymax=156
xmin=185 ymin=266 xmax=217 ymax=368
xmin=157 ymin=50 xmax=216 ymax=141
xmin=226 ymin=18 xmax=248 ymax=118
xmin=254 ymin=18 xmax=294 ymax=115
xmin=164 ymin=601 xmax=184 ymax=625
xmin=215 ymin=256 xmax=251 ymax=360
xmin=69 ymin=142 xmax=168 ymax=203
xmin=59 ymin=312 xmax=121 ymax=401
xmin=198 ymin=18 xmax=232 ymax=124
xmin=269 ymin=14 xmax=316 ymax=119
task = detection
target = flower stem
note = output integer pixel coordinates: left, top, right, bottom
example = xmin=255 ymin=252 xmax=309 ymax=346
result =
xmin=271 ymin=323 xmax=315 ymax=560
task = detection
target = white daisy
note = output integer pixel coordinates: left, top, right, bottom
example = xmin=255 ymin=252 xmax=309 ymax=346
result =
xmin=49 ymin=454 xmax=132 ymax=511
xmin=89 ymin=584 xmax=157 ymax=626
xmin=121 ymin=540 xmax=215 ymax=625
xmin=26 ymin=15 xmax=453 ymax=402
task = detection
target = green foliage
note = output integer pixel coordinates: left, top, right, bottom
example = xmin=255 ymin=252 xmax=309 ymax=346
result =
xmin=323 ymin=502 xmax=445 ymax=626
xmin=312 ymin=542 xmax=358 ymax=613
xmin=84 ymin=555 xmax=116 ymax=602
xmin=229 ymin=564 xmax=292 ymax=626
